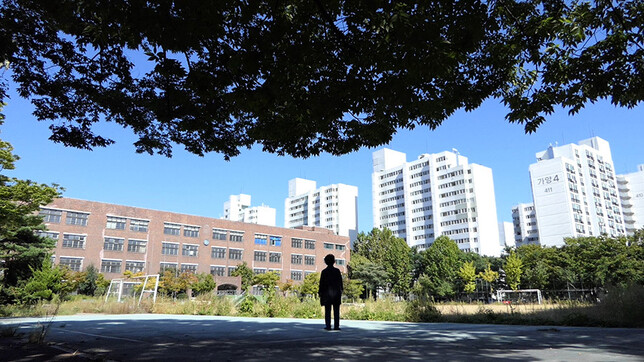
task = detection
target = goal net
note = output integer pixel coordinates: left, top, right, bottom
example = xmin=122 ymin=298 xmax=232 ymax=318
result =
xmin=496 ymin=289 xmax=543 ymax=304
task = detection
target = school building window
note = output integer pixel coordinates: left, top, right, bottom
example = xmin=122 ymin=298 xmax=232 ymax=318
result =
xmin=103 ymin=237 xmax=124 ymax=251
xmin=161 ymin=242 xmax=179 ymax=255
xmin=106 ymin=216 xmax=126 ymax=230
xmin=66 ymin=212 xmax=89 ymax=226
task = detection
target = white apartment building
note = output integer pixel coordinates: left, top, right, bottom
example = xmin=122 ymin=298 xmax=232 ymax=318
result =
xmin=223 ymin=194 xmax=276 ymax=226
xmin=372 ymin=148 xmax=501 ymax=256
xmin=617 ymin=164 xmax=644 ymax=235
xmin=529 ymin=137 xmax=625 ymax=247
xmin=511 ymin=203 xmax=539 ymax=247
xmin=498 ymin=221 xmax=516 ymax=249
xmin=284 ymin=178 xmax=359 ymax=243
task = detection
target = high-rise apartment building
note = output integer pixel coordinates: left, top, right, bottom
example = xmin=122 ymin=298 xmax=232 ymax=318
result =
xmin=284 ymin=178 xmax=358 ymax=243
xmin=511 ymin=203 xmax=539 ymax=247
xmin=40 ymin=198 xmax=349 ymax=292
xmin=529 ymin=137 xmax=625 ymax=247
xmin=617 ymin=164 xmax=644 ymax=235
xmin=223 ymin=194 xmax=276 ymax=226
xmin=372 ymin=148 xmax=500 ymax=256
xmin=498 ymin=221 xmax=515 ymax=249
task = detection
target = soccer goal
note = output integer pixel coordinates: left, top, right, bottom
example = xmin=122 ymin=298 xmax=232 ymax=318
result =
xmin=496 ymin=289 xmax=543 ymax=304
xmin=105 ymin=274 xmax=159 ymax=305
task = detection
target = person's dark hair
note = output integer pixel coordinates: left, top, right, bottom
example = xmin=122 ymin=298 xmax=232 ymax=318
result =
xmin=324 ymin=254 xmax=335 ymax=266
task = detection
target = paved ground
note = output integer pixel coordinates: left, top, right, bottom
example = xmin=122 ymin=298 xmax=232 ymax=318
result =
xmin=1 ymin=314 xmax=643 ymax=361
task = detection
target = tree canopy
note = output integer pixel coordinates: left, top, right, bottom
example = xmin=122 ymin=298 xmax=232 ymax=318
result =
xmin=0 ymin=120 xmax=61 ymax=301
xmin=1 ymin=1 xmax=641 ymax=159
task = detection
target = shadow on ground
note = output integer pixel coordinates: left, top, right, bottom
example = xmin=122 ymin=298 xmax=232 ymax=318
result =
xmin=1 ymin=315 xmax=643 ymax=361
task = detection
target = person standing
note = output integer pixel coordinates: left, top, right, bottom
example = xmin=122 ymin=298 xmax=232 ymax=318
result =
xmin=319 ymin=254 xmax=343 ymax=330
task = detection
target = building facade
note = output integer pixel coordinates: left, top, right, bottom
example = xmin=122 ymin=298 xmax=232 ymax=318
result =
xmin=223 ymin=194 xmax=276 ymax=226
xmin=498 ymin=221 xmax=516 ymax=249
xmin=284 ymin=178 xmax=359 ymax=243
xmin=371 ymin=148 xmax=501 ymax=256
xmin=40 ymin=198 xmax=349 ymax=292
xmin=529 ymin=137 xmax=625 ymax=247
xmin=511 ymin=203 xmax=540 ymax=247
xmin=617 ymin=164 xmax=644 ymax=235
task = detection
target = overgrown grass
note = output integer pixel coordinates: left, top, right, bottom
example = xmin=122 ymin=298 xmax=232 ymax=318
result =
xmin=2 ymin=285 xmax=642 ymax=328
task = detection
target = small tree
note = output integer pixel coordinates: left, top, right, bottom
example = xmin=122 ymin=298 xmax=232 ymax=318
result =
xmin=77 ymin=264 xmax=99 ymax=296
xmin=458 ymin=261 xmax=477 ymax=294
xmin=343 ymin=277 xmax=364 ymax=303
xmin=253 ymin=271 xmax=280 ymax=299
xmin=297 ymin=272 xmax=320 ymax=298
xmin=21 ymin=258 xmax=73 ymax=304
xmin=191 ymin=273 xmax=217 ymax=296
xmin=230 ymin=262 xmax=254 ymax=292
xmin=278 ymin=279 xmax=295 ymax=296
xmin=505 ymin=251 xmax=523 ymax=291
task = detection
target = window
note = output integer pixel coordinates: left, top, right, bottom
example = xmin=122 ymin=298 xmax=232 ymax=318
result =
xmin=130 ymin=219 xmax=149 ymax=232
xmin=291 ymin=254 xmax=302 ymax=265
xmin=210 ymin=266 xmax=225 ymax=276
xmin=229 ymin=231 xmax=243 ymax=242
xmin=36 ymin=231 xmax=59 ymax=244
xmin=324 ymin=243 xmax=334 ymax=249
xmin=125 ymin=260 xmax=145 ymax=273
xmin=270 ymin=236 xmax=282 ymax=246
xmin=228 ymin=267 xmax=237 ymax=276
xmin=103 ymin=237 xmax=124 ymax=251
xmin=160 ymin=262 xmax=177 ymax=271
xmin=161 ymin=242 xmax=179 ymax=255
xmin=254 ymin=251 xmax=267 ymax=262
xmin=291 ymin=238 xmax=303 ymax=248
xmin=59 ymin=257 xmax=82 ymax=271
xmin=184 ymin=225 xmax=200 ymax=238
xmin=164 ymin=223 xmax=181 ymax=236
xmin=180 ymin=264 xmax=197 ymax=274
xmin=106 ymin=216 xmax=126 ymax=230
xmin=62 ymin=234 xmax=86 ymax=249
xmin=291 ymin=270 xmax=303 ymax=281
xmin=305 ymin=240 xmax=316 ymax=249
xmin=39 ymin=208 xmax=62 ymax=223
xmin=66 ymin=212 xmax=89 ymax=226
xmin=254 ymin=234 xmax=268 ymax=245
xmin=335 ymin=244 xmax=346 ymax=251
xmin=101 ymin=259 xmax=122 ymax=273
xmin=229 ymin=249 xmax=243 ymax=260
xmin=305 ymin=255 xmax=315 ymax=266
xmin=269 ymin=252 xmax=281 ymax=263
xmin=254 ymin=268 xmax=267 ymax=275
xmin=211 ymin=247 xmax=226 ymax=259
xmin=212 ymin=228 xmax=228 ymax=240
xmin=336 ymin=259 xmax=346 ymax=266
xmin=127 ymin=239 xmax=147 ymax=253
xmin=182 ymin=244 xmax=199 ymax=257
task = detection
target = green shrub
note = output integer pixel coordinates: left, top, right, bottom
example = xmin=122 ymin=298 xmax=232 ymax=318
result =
xmin=406 ymin=298 xmax=442 ymax=322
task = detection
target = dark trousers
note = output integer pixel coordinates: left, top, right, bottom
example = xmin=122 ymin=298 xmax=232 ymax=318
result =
xmin=324 ymin=302 xmax=340 ymax=329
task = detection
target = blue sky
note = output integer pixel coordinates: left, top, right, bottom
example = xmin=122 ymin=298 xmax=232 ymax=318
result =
xmin=2 ymin=85 xmax=643 ymax=233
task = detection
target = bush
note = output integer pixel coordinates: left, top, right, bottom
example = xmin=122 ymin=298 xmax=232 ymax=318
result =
xmin=406 ymin=298 xmax=442 ymax=322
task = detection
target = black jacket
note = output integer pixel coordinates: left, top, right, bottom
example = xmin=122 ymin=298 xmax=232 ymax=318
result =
xmin=319 ymin=265 xmax=343 ymax=306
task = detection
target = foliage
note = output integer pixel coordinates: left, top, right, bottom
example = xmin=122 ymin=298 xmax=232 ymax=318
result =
xmin=0 ymin=128 xmax=62 ymax=302
xmin=159 ymin=270 xmax=196 ymax=298
xmin=296 ymin=272 xmax=319 ymax=298
xmin=76 ymin=265 xmax=109 ymax=296
xmin=3 ymin=1 xmax=640 ymax=159
xmin=416 ymin=236 xmax=464 ymax=299
xmin=20 ymin=258 xmax=73 ymax=304
xmin=505 ymin=250 xmax=523 ymax=291
xmin=458 ymin=261 xmax=477 ymax=294
xmin=277 ymin=279 xmax=295 ymax=296
xmin=343 ymin=276 xmax=364 ymax=302
xmin=191 ymin=273 xmax=217 ymax=295
xmin=230 ymin=262 xmax=254 ymax=292
xmin=353 ymin=228 xmax=413 ymax=297
xmin=348 ymin=254 xmax=388 ymax=300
